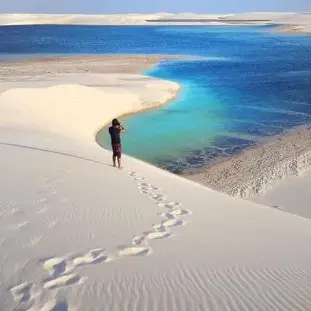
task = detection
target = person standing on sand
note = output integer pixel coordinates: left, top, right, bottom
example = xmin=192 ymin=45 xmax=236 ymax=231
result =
xmin=108 ymin=118 xmax=126 ymax=169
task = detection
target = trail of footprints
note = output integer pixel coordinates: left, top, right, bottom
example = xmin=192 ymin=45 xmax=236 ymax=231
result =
xmin=130 ymin=172 xmax=191 ymax=246
xmin=10 ymin=171 xmax=191 ymax=310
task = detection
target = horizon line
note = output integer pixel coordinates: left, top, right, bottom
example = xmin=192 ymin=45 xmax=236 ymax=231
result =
xmin=0 ymin=11 xmax=308 ymax=15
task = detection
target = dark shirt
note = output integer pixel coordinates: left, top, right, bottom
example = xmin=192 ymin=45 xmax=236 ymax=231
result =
xmin=109 ymin=126 xmax=121 ymax=145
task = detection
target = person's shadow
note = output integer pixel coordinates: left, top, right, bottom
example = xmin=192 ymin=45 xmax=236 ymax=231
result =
xmin=0 ymin=142 xmax=112 ymax=167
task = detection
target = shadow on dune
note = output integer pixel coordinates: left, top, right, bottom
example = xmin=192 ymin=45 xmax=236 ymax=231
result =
xmin=0 ymin=141 xmax=112 ymax=167
xmin=51 ymin=302 xmax=69 ymax=311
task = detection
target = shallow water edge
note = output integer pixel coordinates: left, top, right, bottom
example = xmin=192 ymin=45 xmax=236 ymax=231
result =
xmin=94 ymin=56 xmax=311 ymax=199
xmin=3 ymin=54 xmax=311 ymax=200
xmin=184 ymin=124 xmax=311 ymax=198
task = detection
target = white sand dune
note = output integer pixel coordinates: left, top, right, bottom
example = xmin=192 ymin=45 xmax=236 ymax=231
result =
xmin=0 ymin=12 xmax=311 ymax=32
xmin=0 ymin=13 xmax=173 ymax=26
xmin=0 ymin=74 xmax=179 ymax=143
xmin=1 ymin=56 xmax=311 ymax=310
xmin=254 ymin=169 xmax=311 ymax=219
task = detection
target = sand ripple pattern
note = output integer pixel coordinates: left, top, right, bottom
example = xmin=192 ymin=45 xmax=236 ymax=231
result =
xmin=10 ymin=169 xmax=192 ymax=310
xmin=7 ymin=170 xmax=311 ymax=310
xmin=100 ymin=266 xmax=311 ymax=311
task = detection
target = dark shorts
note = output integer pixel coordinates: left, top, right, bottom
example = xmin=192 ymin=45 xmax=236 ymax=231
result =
xmin=112 ymin=144 xmax=122 ymax=158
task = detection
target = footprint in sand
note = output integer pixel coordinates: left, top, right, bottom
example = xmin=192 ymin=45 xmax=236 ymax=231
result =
xmin=145 ymin=230 xmax=172 ymax=240
xmin=139 ymin=189 xmax=152 ymax=195
xmin=71 ymin=248 xmax=111 ymax=267
xmin=149 ymin=194 xmax=167 ymax=202
xmin=41 ymin=257 xmax=72 ymax=277
xmin=132 ymin=235 xmax=146 ymax=245
xmin=138 ymin=186 xmax=153 ymax=192
xmin=128 ymin=172 xmax=148 ymax=182
xmin=43 ymin=273 xmax=82 ymax=290
xmin=134 ymin=177 xmax=148 ymax=182
xmin=137 ymin=183 xmax=160 ymax=191
xmin=128 ymin=171 xmax=139 ymax=177
xmin=153 ymin=218 xmax=185 ymax=232
xmin=161 ymin=218 xmax=185 ymax=228
xmin=161 ymin=209 xmax=190 ymax=218
xmin=132 ymin=229 xmax=172 ymax=245
xmin=128 ymin=172 xmax=145 ymax=179
xmin=40 ymin=249 xmax=111 ymax=290
xmin=10 ymin=282 xmax=34 ymax=305
xmin=137 ymin=182 xmax=150 ymax=187
xmin=138 ymin=187 xmax=161 ymax=195
xmin=41 ymin=253 xmax=91 ymax=290
xmin=118 ymin=245 xmax=151 ymax=257
xmin=158 ymin=202 xmax=182 ymax=209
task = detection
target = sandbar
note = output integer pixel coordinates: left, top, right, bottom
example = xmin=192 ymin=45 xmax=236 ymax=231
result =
xmin=185 ymin=126 xmax=311 ymax=199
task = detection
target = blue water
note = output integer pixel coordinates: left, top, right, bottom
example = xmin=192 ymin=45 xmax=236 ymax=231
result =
xmin=2 ymin=25 xmax=311 ymax=172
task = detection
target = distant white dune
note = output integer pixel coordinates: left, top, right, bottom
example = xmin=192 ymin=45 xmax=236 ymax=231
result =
xmin=0 ymin=12 xmax=310 ymax=31
xmin=0 ymin=13 xmax=172 ymax=26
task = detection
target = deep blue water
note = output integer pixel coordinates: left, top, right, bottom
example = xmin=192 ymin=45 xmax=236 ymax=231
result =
xmin=2 ymin=25 xmax=311 ymax=172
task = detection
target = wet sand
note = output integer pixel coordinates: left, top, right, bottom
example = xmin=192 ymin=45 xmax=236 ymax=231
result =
xmin=0 ymin=54 xmax=180 ymax=76
xmin=184 ymin=126 xmax=311 ymax=198
xmin=277 ymin=24 xmax=311 ymax=34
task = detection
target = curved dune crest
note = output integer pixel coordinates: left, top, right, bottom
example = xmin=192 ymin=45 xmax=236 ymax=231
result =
xmin=0 ymin=75 xmax=180 ymax=143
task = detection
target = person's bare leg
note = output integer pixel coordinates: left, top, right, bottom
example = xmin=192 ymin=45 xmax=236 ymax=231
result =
xmin=113 ymin=156 xmax=116 ymax=167
xmin=117 ymin=156 xmax=122 ymax=169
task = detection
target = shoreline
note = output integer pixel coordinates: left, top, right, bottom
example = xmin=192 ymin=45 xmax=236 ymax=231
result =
xmin=0 ymin=55 xmax=182 ymax=143
xmin=81 ymin=56 xmax=311 ymax=201
xmin=0 ymin=13 xmax=310 ymax=35
xmin=0 ymin=54 xmax=182 ymax=74
xmin=95 ymin=85 xmax=182 ymax=149
xmin=276 ymin=24 xmax=311 ymax=35
xmin=184 ymin=124 xmax=311 ymax=198
xmin=1 ymin=23 xmax=310 ymax=35
xmin=3 ymin=54 xmax=311 ymax=201
xmin=0 ymin=53 xmax=183 ymax=150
